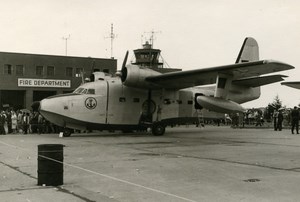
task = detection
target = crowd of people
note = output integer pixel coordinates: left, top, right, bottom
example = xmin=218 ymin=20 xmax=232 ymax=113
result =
xmin=0 ymin=108 xmax=61 ymax=135
xmin=228 ymin=106 xmax=300 ymax=134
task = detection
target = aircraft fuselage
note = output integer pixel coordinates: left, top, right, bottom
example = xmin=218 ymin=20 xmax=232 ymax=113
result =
xmin=39 ymin=76 xmax=224 ymax=133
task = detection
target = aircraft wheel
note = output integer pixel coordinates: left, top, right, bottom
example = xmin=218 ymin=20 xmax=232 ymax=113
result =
xmin=63 ymin=128 xmax=72 ymax=137
xmin=152 ymin=123 xmax=165 ymax=136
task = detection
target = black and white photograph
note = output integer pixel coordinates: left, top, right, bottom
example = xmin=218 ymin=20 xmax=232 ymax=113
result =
xmin=0 ymin=0 xmax=299 ymax=201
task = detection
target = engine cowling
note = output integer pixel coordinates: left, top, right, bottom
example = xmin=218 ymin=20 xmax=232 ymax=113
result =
xmin=121 ymin=65 xmax=161 ymax=89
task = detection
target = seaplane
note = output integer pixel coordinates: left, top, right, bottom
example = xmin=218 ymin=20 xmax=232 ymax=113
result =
xmin=39 ymin=37 xmax=294 ymax=136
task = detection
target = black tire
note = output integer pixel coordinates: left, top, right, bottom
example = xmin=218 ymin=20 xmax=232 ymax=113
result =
xmin=152 ymin=123 xmax=165 ymax=136
xmin=63 ymin=128 xmax=72 ymax=137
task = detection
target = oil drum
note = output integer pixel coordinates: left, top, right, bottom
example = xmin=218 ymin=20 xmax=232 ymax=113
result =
xmin=37 ymin=144 xmax=64 ymax=186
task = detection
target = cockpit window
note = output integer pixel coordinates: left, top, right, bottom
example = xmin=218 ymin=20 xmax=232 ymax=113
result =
xmin=87 ymin=89 xmax=95 ymax=94
xmin=73 ymin=87 xmax=95 ymax=94
xmin=74 ymin=88 xmax=84 ymax=94
xmin=81 ymin=89 xmax=88 ymax=94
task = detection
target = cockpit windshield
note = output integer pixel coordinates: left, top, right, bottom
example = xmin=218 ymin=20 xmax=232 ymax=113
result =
xmin=73 ymin=87 xmax=95 ymax=94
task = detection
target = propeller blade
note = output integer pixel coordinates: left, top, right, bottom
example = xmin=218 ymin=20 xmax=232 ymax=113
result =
xmin=122 ymin=51 xmax=129 ymax=70
xmin=120 ymin=51 xmax=129 ymax=82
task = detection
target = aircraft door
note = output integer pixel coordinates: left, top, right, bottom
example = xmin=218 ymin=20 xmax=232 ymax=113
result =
xmin=95 ymin=81 xmax=108 ymax=124
xmin=140 ymin=93 xmax=156 ymax=124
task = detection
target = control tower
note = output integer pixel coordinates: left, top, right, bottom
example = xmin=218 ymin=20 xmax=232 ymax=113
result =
xmin=132 ymin=41 xmax=181 ymax=73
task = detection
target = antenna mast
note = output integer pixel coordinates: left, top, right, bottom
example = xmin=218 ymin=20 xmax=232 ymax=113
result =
xmin=62 ymin=34 xmax=71 ymax=56
xmin=105 ymin=23 xmax=116 ymax=59
xmin=144 ymin=30 xmax=161 ymax=48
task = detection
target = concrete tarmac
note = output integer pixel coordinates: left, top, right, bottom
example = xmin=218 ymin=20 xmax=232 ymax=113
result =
xmin=0 ymin=126 xmax=300 ymax=202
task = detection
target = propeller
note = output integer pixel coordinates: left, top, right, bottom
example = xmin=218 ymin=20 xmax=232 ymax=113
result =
xmin=119 ymin=51 xmax=129 ymax=82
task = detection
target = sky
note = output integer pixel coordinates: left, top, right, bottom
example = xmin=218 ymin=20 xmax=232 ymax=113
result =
xmin=0 ymin=0 xmax=299 ymax=108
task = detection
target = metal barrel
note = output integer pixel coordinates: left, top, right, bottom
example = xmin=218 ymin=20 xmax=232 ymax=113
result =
xmin=37 ymin=144 xmax=64 ymax=186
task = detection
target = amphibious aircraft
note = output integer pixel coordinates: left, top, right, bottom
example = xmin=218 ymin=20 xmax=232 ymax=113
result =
xmin=39 ymin=37 xmax=294 ymax=136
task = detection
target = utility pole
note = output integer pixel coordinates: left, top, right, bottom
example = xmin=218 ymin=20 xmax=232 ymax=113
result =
xmin=105 ymin=24 xmax=116 ymax=59
xmin=62 ymin=34 xmax=70 ymax=56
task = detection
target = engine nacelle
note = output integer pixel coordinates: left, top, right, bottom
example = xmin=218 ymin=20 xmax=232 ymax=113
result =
xmin=121 ymin=65 xmax=161 ymax=89
xmin=196 ymin=96 xmax=245 ymax=113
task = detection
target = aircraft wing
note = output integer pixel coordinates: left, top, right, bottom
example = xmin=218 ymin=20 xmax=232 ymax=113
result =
xmin=281 ymin=81 xmax=300 ymax=89
xmin=146 ymin=60 xmax=294 ymax=89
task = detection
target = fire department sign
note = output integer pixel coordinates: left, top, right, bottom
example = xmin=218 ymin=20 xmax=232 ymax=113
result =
xmin=18 ymin=78 xmax=71 ymax=88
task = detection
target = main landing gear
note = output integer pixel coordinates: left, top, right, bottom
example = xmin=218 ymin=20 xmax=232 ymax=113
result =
xmin=62 ymin=128 xmax=72 ymax=137
xmin=151 ymin=122 xmax=165 ymax=136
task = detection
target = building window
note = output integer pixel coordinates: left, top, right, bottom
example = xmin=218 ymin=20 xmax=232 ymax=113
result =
xmin=75 ymin=68 xmax=83 ymax=77
xmin=47 ymin=66 xmax=55 ymax=76
xmin=103 ymin=69 xmax=109 ymax=73
xmin=16 ymin=65 xmax=24 ymax=76
xmin=66 ymin=67 xmax=73 ymax=77
xmin=36 ymin=66 xmax=43 ymax=76
xmin=4 ymin=64 xmax=12 ymax=75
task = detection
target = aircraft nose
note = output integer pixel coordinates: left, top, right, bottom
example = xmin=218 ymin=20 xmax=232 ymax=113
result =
xmin=40 ymin=97 xmax=63 ymax=114
xmin=39 ymin=97 xmax=66 ymax=127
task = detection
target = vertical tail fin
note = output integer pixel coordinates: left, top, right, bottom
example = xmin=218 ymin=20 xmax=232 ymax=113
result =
xmin=232 ymin=37 xmax=260 ymax=102
xmin=235 ymin=37 xmax=259 ymax=63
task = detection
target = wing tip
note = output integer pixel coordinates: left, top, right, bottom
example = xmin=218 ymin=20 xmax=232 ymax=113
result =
xmin=263 ymin=59 xmax=295 ymax=70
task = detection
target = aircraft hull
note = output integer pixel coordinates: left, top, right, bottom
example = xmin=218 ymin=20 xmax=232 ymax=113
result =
xmin=40 ymin=107 xmax=223 ymax=132
xmin=39 ymin=108 xmax=145 ymax=131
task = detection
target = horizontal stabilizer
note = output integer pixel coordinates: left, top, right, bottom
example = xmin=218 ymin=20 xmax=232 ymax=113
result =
xmin=232 ymin=75 xmax=288 ymax=87
xmin=281 ymin=81 xmax=300 ymax=89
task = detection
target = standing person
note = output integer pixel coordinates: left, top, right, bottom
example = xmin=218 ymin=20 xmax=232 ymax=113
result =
xmin=37 ymin=113 xmax=44 ymax=134
xmin=255 ymin=113 xmax=262 ymax=126
xmin=277 ymin=109 xmax=284 ymax=131
xmin=17 ymin=110 xmax=23 ymax=133
xmin=273 ymin=110 xmax=279 ymax=131
xmin=30 ymin=111 xmax=38 ymax=133
xmin=23 ymin=112 xmax=30 ymax=134
xmin=0 ymin=111 xmax=5 ymax=135
xmin=11 ymin=111 xmax=17 ymax=133
xmin=290 ymin=106 xmax=300 ymax=134
xmin=2 ymin=111 xmax=7 ymax=134
xmin=6 ymin=109 xmax=12 ymax=134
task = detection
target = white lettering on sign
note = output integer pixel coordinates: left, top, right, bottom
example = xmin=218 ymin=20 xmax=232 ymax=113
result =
xmin=18 ymin=78 xmax=71 ymax=88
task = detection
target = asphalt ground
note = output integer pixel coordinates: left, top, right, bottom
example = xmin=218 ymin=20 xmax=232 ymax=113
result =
xmin=0 ymin=125 xmax=300 ymax=202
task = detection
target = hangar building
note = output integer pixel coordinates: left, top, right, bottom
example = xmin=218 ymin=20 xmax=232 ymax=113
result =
xmin=0 ymin=52 xmax=117 ymax=110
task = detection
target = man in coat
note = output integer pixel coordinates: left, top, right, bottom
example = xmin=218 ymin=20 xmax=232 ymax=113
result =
xmin=290 ymin=106 xmax=300 ymax=134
